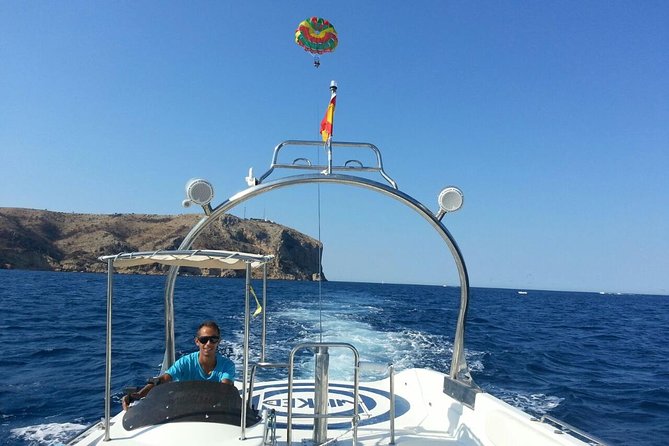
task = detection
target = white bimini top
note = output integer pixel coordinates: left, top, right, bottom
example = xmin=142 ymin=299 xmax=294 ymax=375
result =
xmin=99 ymin=250 xmax=274 ymax=270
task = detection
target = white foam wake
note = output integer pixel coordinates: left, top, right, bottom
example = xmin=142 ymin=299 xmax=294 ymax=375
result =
xmin=10 ymin=422 xmax=87 ymax=446
xmin=490 ymin=386 xmax=564 ymax=415
xmin=259 ymin=307 xmax=484 ymax=381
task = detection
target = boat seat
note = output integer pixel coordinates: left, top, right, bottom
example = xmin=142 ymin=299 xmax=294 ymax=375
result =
xmin=122 ymin=381 xmax=260 ymax=430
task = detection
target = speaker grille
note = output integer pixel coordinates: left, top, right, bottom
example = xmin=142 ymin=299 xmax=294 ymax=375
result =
xmin=438 ymin=187 xmax=463 ymax=212
xmin=187 ymin=179 xmax=214 ymax=205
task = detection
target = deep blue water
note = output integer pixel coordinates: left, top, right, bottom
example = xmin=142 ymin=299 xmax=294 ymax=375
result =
xmin=1 ymin=269 xmax=668 ymax=445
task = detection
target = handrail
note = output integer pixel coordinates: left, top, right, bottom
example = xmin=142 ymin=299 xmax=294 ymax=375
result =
xmin=247 ymin=362 xmax=291 ymax=408
xmin=256 ymin=140 xmax=398 ymax=189
xmin=389 ymin=364 xmax=396 ymax=445
xmin=249 ymin=359 xmax=396 ymax=444
xmin=538 ymin=415 xmax=607 ymax=445
xmin=286 ymin=342 xmax=360 ymax=446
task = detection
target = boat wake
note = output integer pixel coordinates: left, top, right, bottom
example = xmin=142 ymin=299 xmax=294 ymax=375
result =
xmin=9 ymin=422 xmax=87 ymax=446
xmin=223 ymin=303 xmax=487 ymax=382
xmin=485 ymin=384 xmax=564 ymax=415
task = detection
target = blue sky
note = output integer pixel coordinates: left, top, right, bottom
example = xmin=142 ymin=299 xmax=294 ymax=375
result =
xmin=1 ymin=2 xmax=667 ymax=294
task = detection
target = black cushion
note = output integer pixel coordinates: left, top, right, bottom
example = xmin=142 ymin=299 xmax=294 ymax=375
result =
xmin=122 ymin=381 xmax=260 ymax=430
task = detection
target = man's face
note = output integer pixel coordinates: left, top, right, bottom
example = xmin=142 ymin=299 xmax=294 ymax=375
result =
xmin=195 ymin=326 xmax=220 ymax=359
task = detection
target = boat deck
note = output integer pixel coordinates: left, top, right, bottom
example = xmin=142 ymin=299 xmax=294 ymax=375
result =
xmin=69 ymin=369 xmax=592 ymax=446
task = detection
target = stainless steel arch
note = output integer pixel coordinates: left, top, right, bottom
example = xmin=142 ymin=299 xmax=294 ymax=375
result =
xmin=161 ymin=173 xmax=473 ymax=384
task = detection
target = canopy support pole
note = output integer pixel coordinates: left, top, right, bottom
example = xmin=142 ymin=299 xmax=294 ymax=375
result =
xmin=241 ymin=262 xmax=252 ymax=439
xmin=261 ymin=262 xmax=267 ymax=362
xmin=163 ymin=268 xmax=177 ymax=372
xmin=103 ymin=258 xmax=113 ymax=441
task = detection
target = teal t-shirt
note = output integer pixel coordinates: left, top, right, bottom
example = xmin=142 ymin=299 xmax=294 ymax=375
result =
xmin=165 ymin=351 xmax=235 ymax=382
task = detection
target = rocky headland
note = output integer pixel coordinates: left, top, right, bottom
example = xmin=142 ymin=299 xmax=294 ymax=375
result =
xmin=0 ymin=208 xmax=324 ymax=280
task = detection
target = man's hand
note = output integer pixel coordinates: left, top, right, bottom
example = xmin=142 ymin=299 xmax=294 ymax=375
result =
xmin=121 ymin=375 xmax=170 ymax=410
xmin=122 ymin=392 xmax=141 ymax=411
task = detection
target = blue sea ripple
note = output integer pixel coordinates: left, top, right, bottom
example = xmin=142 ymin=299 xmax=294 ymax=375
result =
xmin=0 ymin=270 xmax=668 ymax=445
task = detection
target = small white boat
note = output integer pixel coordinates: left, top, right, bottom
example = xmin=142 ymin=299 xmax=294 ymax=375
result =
xmin=518 ymin=291 xmax=528 ymax=295
xmin=68 ymin=98 xmax=605 ymax=445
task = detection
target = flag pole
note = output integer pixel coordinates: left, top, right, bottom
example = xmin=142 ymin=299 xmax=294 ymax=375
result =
xmin=326 ymin=80 xmax=337 ymax=175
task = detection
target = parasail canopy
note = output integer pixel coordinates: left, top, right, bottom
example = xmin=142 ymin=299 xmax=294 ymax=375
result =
xmin=295 ymin=17 xmax=338 ymax=55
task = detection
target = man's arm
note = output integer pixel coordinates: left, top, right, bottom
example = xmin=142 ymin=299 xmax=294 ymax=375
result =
xmin=122 ymin=374 xmax=172 ymax=410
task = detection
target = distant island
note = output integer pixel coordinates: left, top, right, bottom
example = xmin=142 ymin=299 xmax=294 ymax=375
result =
xmin=0 ymin=208 xmax=324 ymax=280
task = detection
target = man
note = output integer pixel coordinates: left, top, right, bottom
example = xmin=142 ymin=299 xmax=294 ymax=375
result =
xmin=122 ymin=320 xmax=235 ymax=410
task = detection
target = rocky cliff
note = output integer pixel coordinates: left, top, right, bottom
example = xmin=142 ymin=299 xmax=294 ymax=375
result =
xmin=0 ymin=208 xmax=324 ymax=280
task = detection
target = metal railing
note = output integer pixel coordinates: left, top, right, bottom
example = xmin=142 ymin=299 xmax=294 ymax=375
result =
xmin=247 ymin=361 xmax=291 ymax=408
xmin=286 ymin=342 xmax=360 ymax=446
xmin=248 ymin=358 xmax=397 ymax=445
xmin=536 ymin=415 xmax=607 ymax=445
xmin=256 ymin=140 xmax=398 ymax=189
xmin=165 ymin=143 xmax=472 ymax=406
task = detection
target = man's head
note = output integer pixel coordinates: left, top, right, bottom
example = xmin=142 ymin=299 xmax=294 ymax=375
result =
xmin=195 ymin=320 xmax=220 ymax=359
xmin=197 ymin=320 xmax=220 ymax=337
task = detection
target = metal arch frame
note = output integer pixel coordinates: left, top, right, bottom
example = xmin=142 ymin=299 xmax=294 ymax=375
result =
xmin=257 ymin=140 xmax=398 ymax=189
xmin=160 ymin=172 xmax=474 ymax=393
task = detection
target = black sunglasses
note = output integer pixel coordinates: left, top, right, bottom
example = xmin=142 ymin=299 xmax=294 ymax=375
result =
xmin=197 ymin=335 xmax=220 ymax=344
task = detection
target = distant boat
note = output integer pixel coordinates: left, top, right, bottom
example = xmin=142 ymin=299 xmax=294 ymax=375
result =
xmin=517 ymin=291 xmax=528 ymax=295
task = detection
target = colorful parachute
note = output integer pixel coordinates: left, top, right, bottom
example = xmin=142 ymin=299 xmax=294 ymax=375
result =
xmin=294 ymin=17 xmax=338 ymax=67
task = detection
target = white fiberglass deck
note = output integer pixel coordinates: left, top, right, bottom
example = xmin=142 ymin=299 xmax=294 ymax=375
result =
xmin=69 ymin=368 xmax=590 ymax=446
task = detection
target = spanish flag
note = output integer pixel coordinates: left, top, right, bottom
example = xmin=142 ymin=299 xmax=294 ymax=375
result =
xmin=320 ymin=93 xmax=336 ymax=142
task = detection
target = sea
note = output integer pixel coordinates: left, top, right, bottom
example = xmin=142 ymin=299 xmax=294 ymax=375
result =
xmin=1 ymin=269 xmax=667 ymax=446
